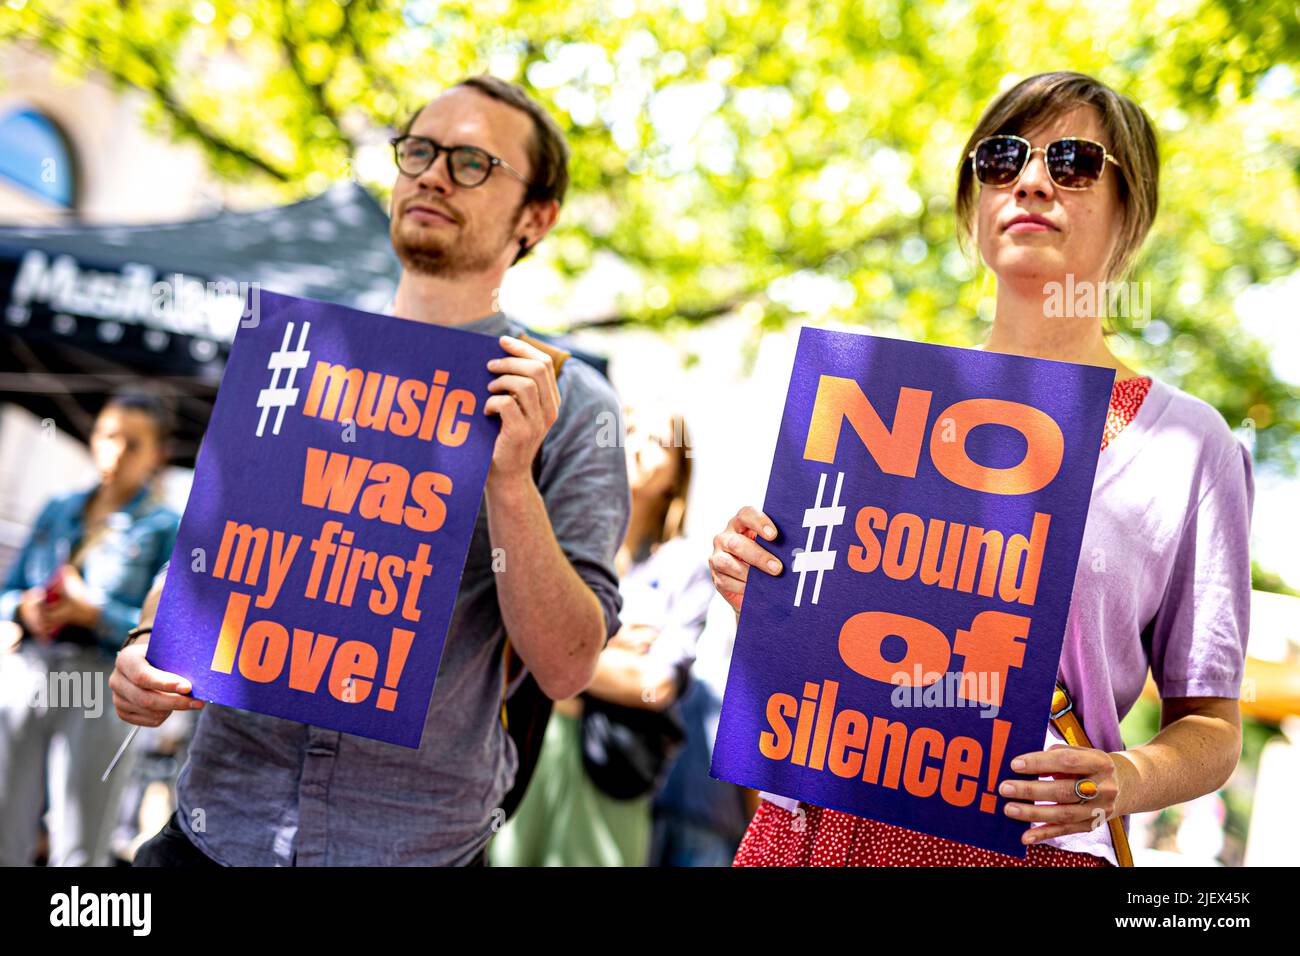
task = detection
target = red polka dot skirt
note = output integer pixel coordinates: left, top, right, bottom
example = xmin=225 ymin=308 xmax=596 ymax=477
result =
xmin=733 ymin=376 xmax=1152 ymax=868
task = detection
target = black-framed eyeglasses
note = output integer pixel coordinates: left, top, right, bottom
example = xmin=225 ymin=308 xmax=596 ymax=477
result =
xmin=968 ymin=135 xmax=1123 ymax=191
xmin=389 ymin=134 xmax=531 ymax=189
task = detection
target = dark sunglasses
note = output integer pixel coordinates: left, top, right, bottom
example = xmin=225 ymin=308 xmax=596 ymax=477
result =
xmin=390 ymin=134 xmax=531 ymax=189
xmin=969 ymin=135 xmax=1123 ymax=191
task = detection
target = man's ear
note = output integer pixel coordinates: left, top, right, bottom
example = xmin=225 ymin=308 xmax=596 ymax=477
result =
xmin=519 ymin=198 xmax=561 ymax=247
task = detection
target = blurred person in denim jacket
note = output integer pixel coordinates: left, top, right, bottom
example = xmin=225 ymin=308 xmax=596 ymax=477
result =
xmin=0 ymin=387 xmax=179 ymax=865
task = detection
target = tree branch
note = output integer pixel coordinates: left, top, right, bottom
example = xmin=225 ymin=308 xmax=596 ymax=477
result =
xmin=565 ymin=216 xmax=927 ymax=331
xmin=341 ymin=0 xmax=403 ymax=114
xmin=279 ymin=0 xmax=357 ymax=157
xmin=17 ymin=8 xmax=297 ymax=183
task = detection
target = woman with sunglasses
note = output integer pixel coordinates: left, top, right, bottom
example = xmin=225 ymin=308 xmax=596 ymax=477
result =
xmin=710 ymin=72 xmax=1253 ymax=867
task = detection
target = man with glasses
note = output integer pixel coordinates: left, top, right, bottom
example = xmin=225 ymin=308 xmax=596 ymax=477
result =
xmin=113 ymin=76 xmax=631 ymax=867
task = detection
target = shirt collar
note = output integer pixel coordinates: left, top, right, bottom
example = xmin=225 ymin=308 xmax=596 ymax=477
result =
xmin=381 ymin=300 xmax=511 ymax=337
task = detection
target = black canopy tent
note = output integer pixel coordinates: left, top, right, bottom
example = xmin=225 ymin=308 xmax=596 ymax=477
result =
xmin=0 ymin=181 xmax=401 ymax=466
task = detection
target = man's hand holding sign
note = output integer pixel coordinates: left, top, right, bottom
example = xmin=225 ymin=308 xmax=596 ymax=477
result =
xmin=709 ymin=328 xmax=1114 ymax=857
xmin=484 ymin=334 xmax=561 ymax=473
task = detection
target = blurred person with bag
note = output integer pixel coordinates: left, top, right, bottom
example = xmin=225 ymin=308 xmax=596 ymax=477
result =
xmin=649 ymin=595 xmax=757 ymax=866
xmin=491 ymin=407 xmax=713 ymax=866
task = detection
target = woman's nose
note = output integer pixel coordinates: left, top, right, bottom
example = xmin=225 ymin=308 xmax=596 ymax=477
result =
xmin=1016 ymin=150 xmax=1054 ymax=199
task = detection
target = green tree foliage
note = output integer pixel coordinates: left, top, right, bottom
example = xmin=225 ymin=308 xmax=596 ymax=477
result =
xmin=4 ymin=0 xmax=1297 ymax=466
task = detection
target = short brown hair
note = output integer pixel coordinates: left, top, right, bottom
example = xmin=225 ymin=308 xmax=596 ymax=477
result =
xmin=955 ymin=71 xmax=1160 ymax=282
xmin=400 ymin=75 xmax=570 ymax=264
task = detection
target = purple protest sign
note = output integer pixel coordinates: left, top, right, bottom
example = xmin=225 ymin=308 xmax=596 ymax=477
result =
xmin=148 ymin=290 xmax=499 ymax=748
xmin=711 ymin=327 xmax=1114 ymax=856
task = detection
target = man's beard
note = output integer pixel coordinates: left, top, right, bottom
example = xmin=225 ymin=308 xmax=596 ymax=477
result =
xmin=391 ymin=200 xmax=523 ymax=279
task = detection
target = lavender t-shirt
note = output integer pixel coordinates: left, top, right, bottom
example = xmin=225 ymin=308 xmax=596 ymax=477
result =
xmin=1041 ymin=376 xmax=1254 ymax=863
xmin=765 ymin=376 xmax=1255 ymax=865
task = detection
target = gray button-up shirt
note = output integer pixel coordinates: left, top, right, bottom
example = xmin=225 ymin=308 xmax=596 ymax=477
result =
xmin=172 ymin=310 xmax=630 ymax=865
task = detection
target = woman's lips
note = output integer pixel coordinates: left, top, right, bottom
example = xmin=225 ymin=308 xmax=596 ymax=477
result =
xmin=1005 ymin=221 xmax=1055 ymax=233
xmin=1003 ymin=215 xmax=1058 ymax=233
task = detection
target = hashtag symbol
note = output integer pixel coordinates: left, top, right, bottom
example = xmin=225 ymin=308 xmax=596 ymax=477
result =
xmin=255 ymin=321 xmax=311 ymax=437
xmin=792 ymin=471 xmax=845 ymax=607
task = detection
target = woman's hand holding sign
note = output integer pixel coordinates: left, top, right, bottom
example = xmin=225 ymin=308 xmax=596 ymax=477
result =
xmin=999 ymin=744 xmax=1122 ymax=845
xmin=709 ymin=506 xmax=783 ymax=614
